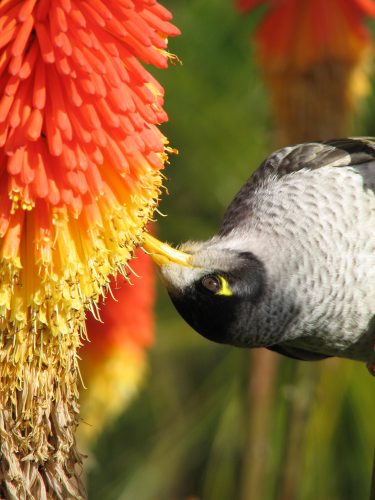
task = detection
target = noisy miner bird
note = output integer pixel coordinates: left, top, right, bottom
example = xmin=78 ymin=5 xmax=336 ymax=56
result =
xmin=142 ymin=138 xmax=375 ymax=366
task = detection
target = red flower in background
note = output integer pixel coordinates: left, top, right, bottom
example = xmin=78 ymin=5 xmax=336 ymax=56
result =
xmin=86 ymin=251 xmax=154 ymax=357
xmin=80 ymin=247 xmax=155 ymax=441
xmin=237 ymin=0 xmax=375 ymax=68
xmin=236 ymin=0 xmax=375 ymax=143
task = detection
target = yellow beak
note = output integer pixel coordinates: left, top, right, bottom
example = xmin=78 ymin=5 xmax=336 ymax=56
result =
xmin=142 ymin=233 xmax=192 ymax=267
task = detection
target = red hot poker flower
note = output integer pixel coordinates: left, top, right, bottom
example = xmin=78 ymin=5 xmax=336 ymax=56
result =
xmin=237 ymin=0 xmax=375 ymax=68
xmin=236 ymin=0 xmax=375 ymax=142
xmin=0 ymin=1 xmax=179 ymax=497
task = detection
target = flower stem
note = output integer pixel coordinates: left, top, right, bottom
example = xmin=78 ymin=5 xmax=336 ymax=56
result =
xmin=0 ymin=329 xmax=85 ymax=499
xmin=240 ymin=349 xmax=279 ymax=500
xmin=369 ymin=431 xmax=375 ymax=500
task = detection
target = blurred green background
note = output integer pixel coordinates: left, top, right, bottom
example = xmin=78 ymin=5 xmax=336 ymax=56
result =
xmin=87 ymin=1 xmax=375 ymax=499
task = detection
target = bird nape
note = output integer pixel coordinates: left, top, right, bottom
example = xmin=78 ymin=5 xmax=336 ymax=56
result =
xmin=143 ymin=137 xmax=375 ymax=368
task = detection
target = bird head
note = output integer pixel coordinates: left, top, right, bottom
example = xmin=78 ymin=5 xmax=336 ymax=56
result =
xmin=142 ymin=233 xmax=266 ymax=346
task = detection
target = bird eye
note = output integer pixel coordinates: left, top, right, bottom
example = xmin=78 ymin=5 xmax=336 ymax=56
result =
xmin=201 ymin=274 xmax=222 ymax=293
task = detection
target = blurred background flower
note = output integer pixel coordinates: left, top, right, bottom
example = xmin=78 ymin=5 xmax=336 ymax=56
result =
xmin=237 ymin=0 xmax=375 ymax=144
xmin=80 ymin=246 xmax=155 ymax=444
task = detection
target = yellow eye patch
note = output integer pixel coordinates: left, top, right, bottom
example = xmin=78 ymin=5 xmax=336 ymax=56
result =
xmin=216 ymin=276 xmax=233 ymax=296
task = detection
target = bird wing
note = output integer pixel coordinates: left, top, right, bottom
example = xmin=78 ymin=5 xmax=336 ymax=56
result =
xmin=219 ymin=137 xmax=375 ymax=236
xmin=267 ymin=344 xmax=332 ymax=361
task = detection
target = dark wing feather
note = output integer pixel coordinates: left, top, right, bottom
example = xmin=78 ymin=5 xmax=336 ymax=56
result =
xmin=219 ymin=137 xmax=375 ymax=236
xmin=267 ymin=344 xmax=332 ymax=361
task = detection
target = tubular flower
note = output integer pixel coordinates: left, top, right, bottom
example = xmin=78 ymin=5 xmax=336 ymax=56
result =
xmin=237 ymin=0 xmax=375 ymax=143
xmin=79 ymin=248 xmax=155 ymax=444
xmin=0 ymin=1 xmax=179 ymax=497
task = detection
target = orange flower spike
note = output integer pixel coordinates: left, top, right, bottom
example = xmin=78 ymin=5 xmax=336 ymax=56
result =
xmin=237 ymin=0 xmax=375 ymax=68
xmin=0 ymin=0 xmax=179 ymax=497
xmin=237 ymin=0 xmax=375 ymax=142
xmin=0 ymin=0 xmax=179 ymax=214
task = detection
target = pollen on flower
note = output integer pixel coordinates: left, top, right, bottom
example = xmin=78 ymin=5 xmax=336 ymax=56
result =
xmin=0 ymin=0 xmax=179 ymax=495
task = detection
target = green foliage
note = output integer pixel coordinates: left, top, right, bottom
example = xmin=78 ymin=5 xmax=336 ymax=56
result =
xmin=88 ymin=1 xmax=375 ymax=499
xmin=156 ymin=0 xmax=270 ymax=241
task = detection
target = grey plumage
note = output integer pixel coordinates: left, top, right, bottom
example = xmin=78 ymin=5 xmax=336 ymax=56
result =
xmin=150 ymin=138 xmax=375 ymax=363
